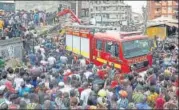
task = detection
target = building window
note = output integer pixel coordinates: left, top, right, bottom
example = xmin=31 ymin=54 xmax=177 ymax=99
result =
xmin=168 ymin=7 xmax=172 ymax=13
xmin=96 ymin=40 xmax=103 ymax=50
xmin=168 ymin=1 xmax=172 ymax=6
xmin=106 ymin=14 xmax=109 ymax=19
xmin=162 ymin=1 xmax=167 ymax=6
xmin=156 ymin=8 xmax=160 ymax=11
xmin=162 ymin=7 xmax=167 ymax=13
xmin=155 ymin=0 xmax=161 ymax=3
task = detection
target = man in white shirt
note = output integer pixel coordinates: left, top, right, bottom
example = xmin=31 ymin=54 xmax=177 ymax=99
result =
xmin=84 ymin=67 xmax=93 ymax=80
xmin=79 ymin=58 xmax=86 ymax=69
xmin=48 ymin=55 xmax=56 ymax=66
xmin=58 ymin=82 xmax=72 ymax=94
xmin=80 ymin=82 xmax=92 ymax=108
xmin=60 ymin=56 xmax=68 ymax=64
xmin=14 ymin=75 xmax=24 ymax=91
xmin=34 ymin=45 xmax=40 ymax=54
xmin=40 ymin=45 xmax=45 ymax=54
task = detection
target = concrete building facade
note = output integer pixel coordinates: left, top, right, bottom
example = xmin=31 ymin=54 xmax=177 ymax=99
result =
xmin=88 ymin=1 xmax=132 ymax=26
xmin=131 ymin=12 xmax=143 ymax=24
xmin=147 ymin=0 xmax=178 ymax=20
xmin=15 ymin=1 xmax=72 ymax=13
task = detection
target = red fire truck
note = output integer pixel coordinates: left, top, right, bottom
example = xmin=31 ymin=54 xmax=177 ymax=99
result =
xmin=65 ymin=25 xmax=152 ymax=73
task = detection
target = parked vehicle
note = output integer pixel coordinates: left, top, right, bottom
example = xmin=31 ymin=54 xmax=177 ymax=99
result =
xmin=64 ymin=25 xmax=152 ymax=73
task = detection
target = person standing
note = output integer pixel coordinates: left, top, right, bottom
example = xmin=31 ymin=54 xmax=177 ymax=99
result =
xmin=0 ymin=17 xmax=4 ymax=38
xmin=34 ymin=11 xmax=39 ymax=26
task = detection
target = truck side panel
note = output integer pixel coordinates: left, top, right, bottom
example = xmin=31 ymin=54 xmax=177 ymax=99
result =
xmin=80 ymin=37 xmax=90 ymax=58
xmin=72 ymin=36 xmax=80 ymax=54
xmin=66 ymin=34 xmax=73 ymax=51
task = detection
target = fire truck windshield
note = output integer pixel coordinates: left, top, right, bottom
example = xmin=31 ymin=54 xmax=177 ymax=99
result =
xmin=122 ymin=39 xmax=150 ymax=59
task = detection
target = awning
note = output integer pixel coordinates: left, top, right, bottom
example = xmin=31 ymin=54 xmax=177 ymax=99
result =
xmin=165 ymin=22 xmax=178 ymax=28
xmin=147 ymin=22 xmax=178 ymax=28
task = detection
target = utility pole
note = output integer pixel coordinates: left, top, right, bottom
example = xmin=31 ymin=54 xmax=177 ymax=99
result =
xmin=143 ymin=3 xmax=148 ymax=34
xmin=76 ymin=0 xmax=78 ymax=17
xmin=100 ymin=6 xmax=103 ymax=26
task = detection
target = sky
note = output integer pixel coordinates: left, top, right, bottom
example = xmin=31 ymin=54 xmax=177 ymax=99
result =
xmin=125 ymin=1 xmax=147 ymax=14
xmin=1 ymin=0 xmax=147 ymax=14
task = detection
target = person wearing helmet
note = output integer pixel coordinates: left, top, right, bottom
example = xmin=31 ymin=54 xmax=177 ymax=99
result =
xmin=117 ymin=90 xmax=129 ymax=109
xmin=98 ymin=89 xmax=107 ymax=98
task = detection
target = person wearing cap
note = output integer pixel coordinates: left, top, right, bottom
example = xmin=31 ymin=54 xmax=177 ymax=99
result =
xmin=117 ymin=90 xmax=129 ymax=109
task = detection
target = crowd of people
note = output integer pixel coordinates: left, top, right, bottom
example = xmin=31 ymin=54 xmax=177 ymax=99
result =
xmin=0 ymin=29 xmax=178 ymax=109
xmin=0 ymin=10 xmax=58 ymax=40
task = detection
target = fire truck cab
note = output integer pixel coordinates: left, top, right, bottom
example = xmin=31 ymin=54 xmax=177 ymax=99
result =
xmin=65 ymin=25 xmax=152 ymax=73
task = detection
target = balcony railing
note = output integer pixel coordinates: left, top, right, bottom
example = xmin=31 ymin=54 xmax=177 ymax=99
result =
xmin=96 ymin=18 xmax=124 ymax=22
xmin=91 ymin=3 xmax=127 ymax=7
xmin=90 ymin=10 xmax=125 ymax=14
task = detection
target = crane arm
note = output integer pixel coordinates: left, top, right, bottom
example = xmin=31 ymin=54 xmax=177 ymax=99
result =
xmin=57 ymin=8 xmax=81 ymax=24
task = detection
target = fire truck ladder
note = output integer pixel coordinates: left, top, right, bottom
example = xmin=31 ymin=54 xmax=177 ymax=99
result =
xmin=57 ymin=8 xmax=81 ymax=24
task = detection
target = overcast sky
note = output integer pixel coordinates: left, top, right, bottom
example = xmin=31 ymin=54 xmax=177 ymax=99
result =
xmin=1 ymin=1 xmax=146 ymax=14
xmin=125 ymin=1 xmax=147 ymax=14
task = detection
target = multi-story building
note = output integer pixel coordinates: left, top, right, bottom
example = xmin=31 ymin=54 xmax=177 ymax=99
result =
xmin=147 ymin=0 xmax=178 ymax=20
xmin=131 ymin=12 xmax=143 ymax=24
xmin=89 ymin=1 xmax=132 ymax=26
xmin=15 ymin=1 xmax=72 ymax=12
